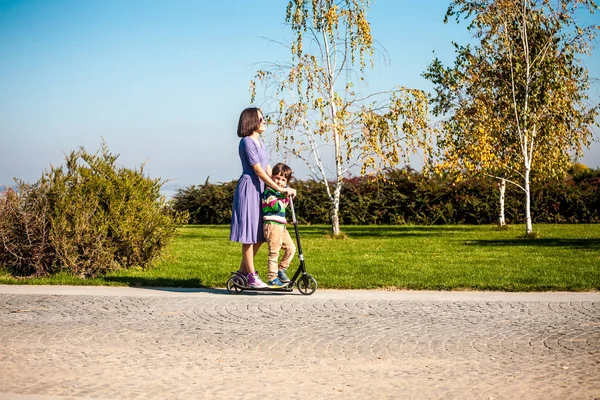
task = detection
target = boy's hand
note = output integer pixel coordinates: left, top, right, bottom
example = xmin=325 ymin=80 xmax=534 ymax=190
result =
xmin=283 ymin=188 xmax=297 ymax=198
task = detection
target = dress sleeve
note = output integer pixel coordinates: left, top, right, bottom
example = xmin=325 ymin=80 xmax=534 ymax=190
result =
xmin=243 ymin=137 xmax=261 ymax=167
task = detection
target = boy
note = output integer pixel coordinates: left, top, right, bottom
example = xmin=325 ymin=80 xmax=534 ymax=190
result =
xmin=262 ymin=163 xmax=296 ymax=287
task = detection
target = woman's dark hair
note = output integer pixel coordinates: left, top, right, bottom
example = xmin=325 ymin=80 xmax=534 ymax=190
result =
xmin=272 ymin=163 xmax=293 ymax=181
xmin=237 ymin=107 xmax=261 ymax=137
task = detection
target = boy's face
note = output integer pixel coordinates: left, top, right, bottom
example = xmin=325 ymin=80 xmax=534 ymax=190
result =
xmin=273 ymin=174 xmax=288 ymax=189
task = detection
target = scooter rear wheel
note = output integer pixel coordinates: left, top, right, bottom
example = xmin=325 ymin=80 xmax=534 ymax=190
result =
xmin=297 ymin=274 xmax=317 ymax=295
xmin=226 ymin=274 xmax=246 ymax=294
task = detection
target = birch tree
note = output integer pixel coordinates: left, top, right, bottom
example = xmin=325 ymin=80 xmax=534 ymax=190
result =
xmin=425 ymin=0 xmax=599 ymax=235
xmin=425 ymin=50 xmax=518 ymax=226
xmin=252 ymin=0 xmax=432 ymax=236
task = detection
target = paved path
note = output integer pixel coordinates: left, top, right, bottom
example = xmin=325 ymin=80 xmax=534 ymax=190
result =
xmin=0 ymin=285 xmax=599 ymax=399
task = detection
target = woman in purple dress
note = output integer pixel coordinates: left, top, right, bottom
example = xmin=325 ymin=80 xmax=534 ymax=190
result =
xmin=230 ymin=107 xmax=296 ymax=288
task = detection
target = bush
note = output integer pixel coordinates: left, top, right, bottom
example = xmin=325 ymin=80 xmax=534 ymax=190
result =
xmin=0 ymin=184 xmax=54 ymax=276
xmin=171 ymin=167 xmax=600 ymax=226
xmin=292 ymin=179 xmax=331 ymax=224
xmin=0 ymin=143 xmax=186 ymax=277
xmin=172 ymin=179 xmax=237 ymax=224
xmin=171 ymin=178 xmax=334 ymax=225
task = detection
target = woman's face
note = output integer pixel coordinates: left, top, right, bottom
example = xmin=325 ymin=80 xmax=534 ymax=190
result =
xmin=257 ymin=111 xmax=267 ymax=134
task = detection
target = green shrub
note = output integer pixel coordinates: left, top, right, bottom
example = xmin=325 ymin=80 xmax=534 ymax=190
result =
xmin=0 ymin=142 xmax=186 ymax=277
xmin=172 ymin=179 xmax=237 ymax=224
xmin=292 ymin=179 xmax=331 ymax=224
xmin=171 ymin=178 xmax=333 ymax=225
xmin=171 ymin=166 xmax=600 ymax=225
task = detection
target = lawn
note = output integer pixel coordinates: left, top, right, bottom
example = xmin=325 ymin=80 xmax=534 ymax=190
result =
xmin=1 ymin=224 xmax=599 ymax=291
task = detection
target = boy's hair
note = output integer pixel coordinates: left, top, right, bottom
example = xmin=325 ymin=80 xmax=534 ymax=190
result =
xmin=272 ymin=163 xmax=293 ymax=181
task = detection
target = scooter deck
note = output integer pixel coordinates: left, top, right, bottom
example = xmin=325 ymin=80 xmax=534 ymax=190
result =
xmin=233 ymin=283 xmax=294 ymax=292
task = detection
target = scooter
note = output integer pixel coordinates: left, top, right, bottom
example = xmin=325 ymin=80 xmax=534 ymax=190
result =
xmin=226 ymin=197 xmax=318 ymax=295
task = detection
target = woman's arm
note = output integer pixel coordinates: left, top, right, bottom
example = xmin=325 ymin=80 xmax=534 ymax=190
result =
xmin=252 ymin=163 xmax=296 ymax=198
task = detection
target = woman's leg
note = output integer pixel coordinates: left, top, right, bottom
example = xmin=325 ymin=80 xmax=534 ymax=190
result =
xmin=240 ymin=242 xmax=263 ymax=274
xmin=241 ymin=242 xmax=267 ymax=288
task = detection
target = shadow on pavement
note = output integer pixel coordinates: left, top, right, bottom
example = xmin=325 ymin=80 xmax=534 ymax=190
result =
xmin=101 ymin=278 xmax=304 ymax=296
xmin=135 ymin=286 xmax=302 ymax=297
xmin=103 ymin=276 xmax=206 ymax=288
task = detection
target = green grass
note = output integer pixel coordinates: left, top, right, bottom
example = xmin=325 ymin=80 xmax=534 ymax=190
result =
xmin=1 ymin=224 xmax=599 ymax=291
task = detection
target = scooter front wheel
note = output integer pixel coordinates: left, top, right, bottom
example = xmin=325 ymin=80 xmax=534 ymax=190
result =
xmin=297 ymin=274 xmax=317 ymax=295
xmin=226 ymin=273 xmax=246 ymax=294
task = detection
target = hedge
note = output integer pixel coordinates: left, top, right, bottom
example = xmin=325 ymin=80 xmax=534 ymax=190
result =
xmin=171 ymin=167 xmax=600 ymax=225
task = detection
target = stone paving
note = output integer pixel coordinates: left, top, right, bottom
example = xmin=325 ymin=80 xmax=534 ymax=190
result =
xmin=0 ymin=285 xmax=599 ymax=399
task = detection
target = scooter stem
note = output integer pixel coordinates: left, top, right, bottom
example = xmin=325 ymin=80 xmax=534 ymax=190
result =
xmin=289 ymin=196 xmax=297 ymax=224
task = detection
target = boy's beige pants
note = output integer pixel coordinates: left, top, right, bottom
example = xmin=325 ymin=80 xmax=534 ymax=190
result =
xmin=264 ymin=223 xmax=296 ymax=281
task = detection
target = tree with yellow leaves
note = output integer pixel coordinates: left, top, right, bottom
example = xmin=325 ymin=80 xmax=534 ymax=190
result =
xmin=424 ymin=0 xmax=599 ymax=235
xmin=252 ymin=0 xmax=433 ymax=236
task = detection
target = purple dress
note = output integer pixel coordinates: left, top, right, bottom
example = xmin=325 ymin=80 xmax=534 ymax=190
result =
xmin=230 ymin=136 xmax=270 ymax=244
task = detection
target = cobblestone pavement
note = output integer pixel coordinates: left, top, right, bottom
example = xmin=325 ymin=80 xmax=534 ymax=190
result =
xmin=0 ymin=285 xmax=599 ymax=400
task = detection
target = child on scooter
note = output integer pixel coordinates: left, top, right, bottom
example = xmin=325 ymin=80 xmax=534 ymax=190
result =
xmin=261 ymin=163 xmax=296 ymax=288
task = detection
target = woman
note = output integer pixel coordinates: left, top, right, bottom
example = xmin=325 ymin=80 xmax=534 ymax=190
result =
xmin=230 ymin=107 xmax=296 ymax=288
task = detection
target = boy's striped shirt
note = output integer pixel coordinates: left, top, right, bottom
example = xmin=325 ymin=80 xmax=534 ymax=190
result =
xmin=262 ymin=187 xmax=289 ymax=225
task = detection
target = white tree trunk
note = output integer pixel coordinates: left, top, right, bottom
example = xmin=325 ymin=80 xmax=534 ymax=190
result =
xmin=321 ymin=28 xmax=344 ymax=237
xmin=331 ymin=180 xmax=342 ymax=236
xmin=331 ymin=203 xmax=340 ymax=236
xmin=524 ymin=167 xmax=533 ymax=235
xmin=498 ymin=178 xmax=506 ymax=226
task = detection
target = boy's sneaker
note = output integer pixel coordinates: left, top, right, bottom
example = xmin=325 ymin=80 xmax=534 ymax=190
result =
xmin=268 ymin=277 xmax=287 ymax=288
xmin=278 ymin=270 xmax=290 ymax=283
xmin=247 ymin=272 xmax=268 ymax=288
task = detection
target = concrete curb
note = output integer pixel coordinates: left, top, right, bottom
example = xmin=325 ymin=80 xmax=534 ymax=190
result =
xmin=1 ymin=284 xmax=598 ymax=301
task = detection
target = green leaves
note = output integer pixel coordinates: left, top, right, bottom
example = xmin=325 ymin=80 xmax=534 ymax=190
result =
xmin=425 ymin=0 xmax=598 ymax=181
xmin=0 ymin=142 xmax=185 ymax=277
xmin=425 ymin=0 xmax=599 ymax=235
xmin=253 ymin=1 xmax=433 ymax=235
xmin=169 ymin=167 xmax=600 ymax=225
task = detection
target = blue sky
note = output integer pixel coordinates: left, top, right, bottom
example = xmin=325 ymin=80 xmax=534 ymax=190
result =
xmin=1 ymin=0 xmax=599 ymax=194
